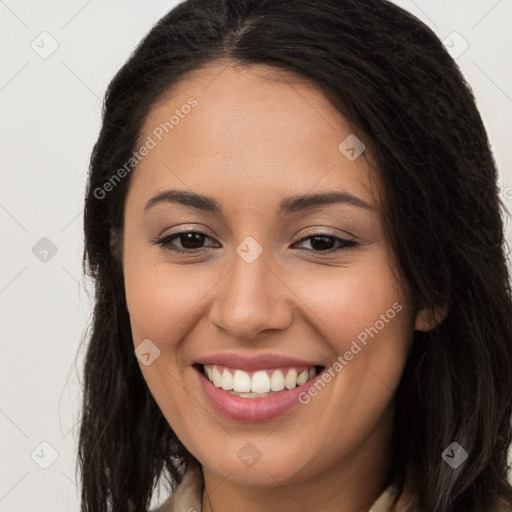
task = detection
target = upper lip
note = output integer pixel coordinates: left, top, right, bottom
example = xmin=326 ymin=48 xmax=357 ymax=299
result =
xmin=194 ymin=353 xmax=324 ymax=372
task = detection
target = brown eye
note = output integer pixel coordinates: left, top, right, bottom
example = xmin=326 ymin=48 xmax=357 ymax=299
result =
xmin=292 ymin=233 xmax=357 ymax=253
xmin=152 ymin=230 xmax=218 ymax=254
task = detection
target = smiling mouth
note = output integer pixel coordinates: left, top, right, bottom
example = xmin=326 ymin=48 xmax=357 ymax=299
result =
xmin=195 ymin=363 xmax=325 ymax=398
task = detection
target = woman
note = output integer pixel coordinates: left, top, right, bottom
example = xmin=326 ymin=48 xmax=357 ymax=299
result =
xmin=78 ymin=0 xmax=512 ymax=511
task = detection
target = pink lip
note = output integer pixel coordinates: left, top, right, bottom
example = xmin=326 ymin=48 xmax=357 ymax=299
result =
xmin=195 ymin=352 xmax=322 ymax=372
xmin=193 ymin=365 xmax=324 ymax=422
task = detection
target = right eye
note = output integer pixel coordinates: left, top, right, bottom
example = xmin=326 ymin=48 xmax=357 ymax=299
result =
xmin=151 ymin=230 xmax=219 ymax=254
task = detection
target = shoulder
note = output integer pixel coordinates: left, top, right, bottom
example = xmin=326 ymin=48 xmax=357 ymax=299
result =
xmin=150 ymin=460 xmax=204 ymax=512
xmin=369 ymin=473 xmax=403 ymax=512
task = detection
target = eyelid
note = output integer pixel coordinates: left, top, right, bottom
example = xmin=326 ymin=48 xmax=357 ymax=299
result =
xmin=297 ymin=226 xmax=357 ymax=242
xmin=156 ymin=223 xmax=216 ymax=239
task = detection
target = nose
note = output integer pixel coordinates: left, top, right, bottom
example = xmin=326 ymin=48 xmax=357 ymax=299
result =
xmin=208 ymin=249 xmax=293 ymax=341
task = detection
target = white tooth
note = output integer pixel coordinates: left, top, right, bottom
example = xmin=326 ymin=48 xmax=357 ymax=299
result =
xmin=205 ymin=365 xmax=213 ymax=380
xmin=284 ymin=368 xmax=298 ymax=389
xmin=233 ymin=369 xmax=251 ymax=392
xmin=309 ymin=367 xmax=317 ymax=379
xmin=212 ymin=365 xmax=222 ymax=387
xmin=228 ymin=391 xmax=273 ymax=398
xmin=221 ymin=368 xmax=234 ymax=390
xmin=251 ymin=370 xmax=271 ymax=393
xmin=296 ymin=369 xmax=309 ymax=386
xmin=270 ymin=370 xmax=285 ymax=391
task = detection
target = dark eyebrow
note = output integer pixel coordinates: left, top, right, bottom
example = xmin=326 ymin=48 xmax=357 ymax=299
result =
xmin=279 ymin=191 xmax=374 ymax=213
xmin=144 ymin=190 xmax=222 ymax=214
xmin=144 ymin=189 xmax=374 ymax=215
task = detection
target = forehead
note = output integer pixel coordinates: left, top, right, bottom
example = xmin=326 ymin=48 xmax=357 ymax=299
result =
xmin=127 ymin=61 xmax=379 ymax=214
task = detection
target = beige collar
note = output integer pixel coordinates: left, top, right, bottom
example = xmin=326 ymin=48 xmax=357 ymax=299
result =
xmin=152 ymin=460 xmax=402 ymax=512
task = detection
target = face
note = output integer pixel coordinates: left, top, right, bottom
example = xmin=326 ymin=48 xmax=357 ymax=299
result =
xmin=122 ymin=61 xmax=421 ymax=487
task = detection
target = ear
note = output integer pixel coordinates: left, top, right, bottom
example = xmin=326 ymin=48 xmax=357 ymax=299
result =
xmin=414 ymin=304 xmax=448 ymax=332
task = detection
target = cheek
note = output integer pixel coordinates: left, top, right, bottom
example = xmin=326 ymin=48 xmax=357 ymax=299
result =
xmin=283 ymin=271 xmax=412 ymax=475
xmin=124 ymin=253 xmax=217 ymax=347
xmin=286 ymin=250 xmax=410 ymax=346
xmin=285 ymin=251 xmax=413 ymax=421
xmin=123 ymin=250 xmax=215 ymax=435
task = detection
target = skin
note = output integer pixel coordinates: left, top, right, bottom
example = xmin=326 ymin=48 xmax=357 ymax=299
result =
xmin=121 ymin=60 xmax=439 ymax=512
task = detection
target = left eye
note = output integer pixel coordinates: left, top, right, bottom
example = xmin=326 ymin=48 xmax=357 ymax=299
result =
xmin=293 ymin=233 xmax=357 ymax=252
xmin=152 ymin=230 xmax=357 ymax=254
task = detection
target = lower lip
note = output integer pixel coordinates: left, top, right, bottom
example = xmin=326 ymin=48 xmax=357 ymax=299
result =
xmin=194 ymin=365 xmax=324 ymax=422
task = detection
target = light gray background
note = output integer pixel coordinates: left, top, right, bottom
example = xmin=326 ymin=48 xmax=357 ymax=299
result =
xmin=1 ymin=1 xmax=511 ymax=510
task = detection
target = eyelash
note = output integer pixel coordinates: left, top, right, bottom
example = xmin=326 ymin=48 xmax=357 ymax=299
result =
xmin=151 ymin=230 xmax=358 ymax=255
